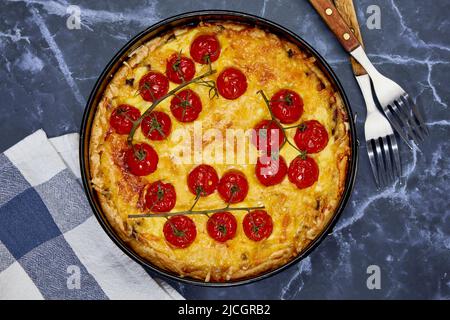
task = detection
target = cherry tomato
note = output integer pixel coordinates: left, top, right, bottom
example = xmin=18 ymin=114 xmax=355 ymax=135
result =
xmin=243 ymin=210 xmax=273 ymax=241
xmin=170 ymin=89 xmax=202 ymax=122
xmin=270 ymin=89 xmax=304 ymax=124
xmin=288 ymin=156 xmax=319 ymax=189
xmin=165 ymin=53 xmax=196 ymax=84
xmin=252 ymin=120 xmax=285 ymax=155
xmin=190 ymin=34 xmax=221 ymax=64
xmin=206 ymin=212 xmax=237 ymax=242
xmin=294 ymin=120 xmax=329 ymax=153
xmin=163 ymin=215 xmax=196 ymax=248
xmin=187 ymin=164 xmax=219 ymax=196
xmin=255 ymin=155 xmax=287 ymax=186
xmin=217 ymin=170 xmax=249 ymax=204
xmin=141 ymin=111 xmax=172 ymax=140
xmin=145 ymin=181 xmax=176 ymax=212
xmin=217 ymin=67 xmax=247 ymax=100
xmin=109 ymin=104 xmax=141 ymax=134
xmin=125 ymin=143 xmax=158 ymax=176
xmin=139 ymin=72 xmax=169 ymax=102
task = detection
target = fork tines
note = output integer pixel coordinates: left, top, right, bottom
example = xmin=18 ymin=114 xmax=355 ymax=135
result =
xmin=367 ymin=134 xmax=402 ymax=187
xmin=350 ymin=47 xmax=429 ymax=149
xmin=384 ymin=95 xmax=428 ymax=149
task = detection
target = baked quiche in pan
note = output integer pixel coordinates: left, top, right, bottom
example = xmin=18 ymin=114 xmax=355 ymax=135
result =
xmin=89 ymin=22 xmax=351 ymax=282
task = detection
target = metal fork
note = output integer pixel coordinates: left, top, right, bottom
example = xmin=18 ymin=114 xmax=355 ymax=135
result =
xmin=357 ymin=74 xmax=402 ymax=186
xmin=351 ymin=47 xmax=428 ymax=148
xmin=330 ymin=0 xmax=401 ymax=186
xmin=309 ymin=0 xmax=428 ymax=149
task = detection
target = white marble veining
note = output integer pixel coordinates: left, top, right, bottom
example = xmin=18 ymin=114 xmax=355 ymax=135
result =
xmin=30 ymin=7 xmax=85 ymax=107
xmin=8 ymin=0 xmax=161 ymax=28
xmin=16 ymin=49 xmax=44 ymax=73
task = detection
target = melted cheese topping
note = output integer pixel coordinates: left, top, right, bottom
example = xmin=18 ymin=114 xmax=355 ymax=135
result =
xmin=90 ymin=23 xmax=351 ymax=281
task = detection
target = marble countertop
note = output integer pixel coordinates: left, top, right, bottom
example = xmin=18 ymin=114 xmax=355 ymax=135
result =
xmin=1 ymin=0 xmax=448 ymax=299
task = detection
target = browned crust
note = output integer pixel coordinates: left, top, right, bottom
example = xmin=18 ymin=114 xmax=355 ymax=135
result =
xmin=89 ymin=22 xmax=351 ymax=282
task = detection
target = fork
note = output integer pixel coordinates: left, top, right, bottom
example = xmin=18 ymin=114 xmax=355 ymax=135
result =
xmin=332 ymin=0 xmax=401 ymax=186
xmin=357 ymin=74 xmax=402 ymax=186
xmin=309 ymin=0 xmax=428 ymax=149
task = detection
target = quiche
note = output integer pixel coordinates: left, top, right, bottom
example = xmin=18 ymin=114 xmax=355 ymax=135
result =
xmin=89 ymin=22 xmax=351 ymax=282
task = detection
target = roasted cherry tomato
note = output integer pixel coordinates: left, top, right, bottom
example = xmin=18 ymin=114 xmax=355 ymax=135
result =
xmin=165 ymin=53 xmax=196 ymax=84
xmin=217 ymin=67 xmax=247 ymax=100
xmin=190 ymin=34 xmax=221 ymax=64
xmin=139 ymin=71 xmax=169 ymax=102
xmin=217 ymin=170 xmax=249 ymax=203
xmin=294 ymin=120 xmax=329 ymax=153
xmin=255 ymin=155 xmax=287 ymax=186
xmin=109 ymin=104 xmax=141 ymax=134
xmin=145 ymin=181 xmax=176 ymax=212
xmin=243 ymin=210 xmax=273 ymax=241
xmin=125 ymin=143 xmax=158 ymax=176
xmin=270 ymin=89 xmax=304 ymax=124
xmin=206 ymin=211 xmax=237 ymax=242
xmin=288 ymin=156 xmax=319 ymax=189
xmin=163 ymin=215 xmax=196 ymax=248
xmin=187 ymin=164 xmax=219 ymax=196
xmin=252 ymin=120 xmax=285 ymax=155
xmin=170 ymin=89 xmax=202 ymax=122
xmin=141 ymin=111 xmax=172 ymax=140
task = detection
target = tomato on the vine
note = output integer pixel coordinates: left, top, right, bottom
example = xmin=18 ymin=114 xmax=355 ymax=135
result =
xmin=187 ymin=164 xmax=219 ymax=196
xmin=294 ymin=120 xmax=329 ymax=153
xmin=190 ymin=34 xmax=221 ymax=64
xmin=139 ymin=72 xmax=169 ymax=102
xmin=255 ymin=155 xmax=287 ymax=186
xmin=145 ymin=181 xmax=176 ymax=212
xmin=217 ymin=67 xmax=247 ymax=100
xmin=163 ymin=215 xmax=196 ymax=248
xmin=270 ymin=89 xmax=303 ymax=124
xmin=125 ymin=143 xmax=158 ymax=176
xmin=206 ymin=212 xmax=237 ymax=242
xmin=166 ymin=53 xmax=196 ymax=84
xmin=217 ymin=170 xmax=249 ymax=203
xmin=288 ymin=155 xmax=319 ymax=189
xmin=170 ymin=89 xmax=202 ymax=122
xmin=109 ymin=104 xmax=141 ymax=134
xmin=252 ymin=119 xmax=285 ymax=155
xmin=243 ymin=210 xmax=273 ymax=241
xmin=141 ymin=111 xmax=172 ymax=141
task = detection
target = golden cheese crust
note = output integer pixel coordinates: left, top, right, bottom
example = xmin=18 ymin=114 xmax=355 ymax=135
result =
xmin=89 ymin=22 xmax=351 ymax=282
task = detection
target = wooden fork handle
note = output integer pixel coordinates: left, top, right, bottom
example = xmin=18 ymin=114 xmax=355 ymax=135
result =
xmin=308 ymin=0 xmax=361 ymax=52
xmin=334 ymin=0 xmax=367 ymax=75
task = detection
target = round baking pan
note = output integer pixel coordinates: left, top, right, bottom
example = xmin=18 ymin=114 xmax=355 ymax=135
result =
xmin=80 ymin=10 xmax=358 ymax=287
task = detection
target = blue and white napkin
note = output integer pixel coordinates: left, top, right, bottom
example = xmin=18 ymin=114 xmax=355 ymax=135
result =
xmin=0 ymin=129 xmax=183 ymax=300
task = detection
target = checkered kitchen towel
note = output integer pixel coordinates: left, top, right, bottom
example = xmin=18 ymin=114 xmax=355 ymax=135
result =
xmin=0 ymin=129 xmax=183 ymax=300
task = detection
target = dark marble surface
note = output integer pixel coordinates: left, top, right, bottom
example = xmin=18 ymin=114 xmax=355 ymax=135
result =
xmin=1 ymin=0 xmax=449 ymax=299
